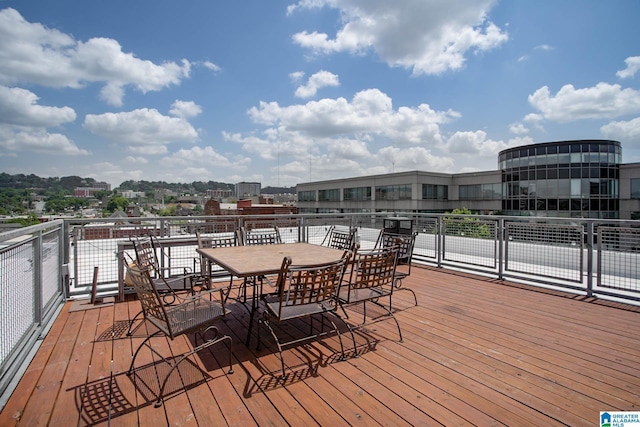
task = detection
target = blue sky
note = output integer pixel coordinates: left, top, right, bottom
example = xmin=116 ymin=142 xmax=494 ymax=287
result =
xmin=1 ymin=1 xmax=639 ymax=189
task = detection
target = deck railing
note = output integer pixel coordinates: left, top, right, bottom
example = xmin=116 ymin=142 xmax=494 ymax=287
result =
xmin=1 ymin=212 xmax=639 ymax=400
xmin=0 ymin=220 xmax=67 ymax=401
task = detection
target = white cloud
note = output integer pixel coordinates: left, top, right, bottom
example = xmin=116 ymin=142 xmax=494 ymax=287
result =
xmin=327 ymin=138 xmax=371 ymax=160
xmin=445 ymin=130 xmax=509 ymax=158
xmin=294 ymin=70 xmax=340 ymax=98
xmin=534 ymin=44 xmax=553 ymax=51
xmin=509 ymin=122 xmax=529 ymax=135
xmin=0 ymin=85 xmax=76 ymax=127
xmin=617 ymin=56 xmax=640 ymax=79
xmin=124 ymin=156 xmax=148 ymax=164
xmin=289 ymin=71 xmax=305 ymax=82
xmin=0 ymin=85 xmax=87 ymax=155
xmin=289 ymin=0 xmax=507 ymax=75
xmin=601 ymin=117 xmax=640 ymax=141
xmin=224 ymin=127 xmax=318 ymax=161
xmin=528 ymin=83 xmax=640 ymax=122
xmin=83 ymin=107 xmax=199 ymax=150
xmin=162 ymin=146 xmax=234 ymax=168
xmin=248 ymin=88 xmax=457 ymax=143
xmin=203 ymin=61 xmax=221 ymax=72
xmin=507 ymin=136 xmax=535 ymax=147
xmin=0 ymin=126 xmax=88 ymax=155
xmin=152 ymin=146 xmax=252 ymax=183
xmin=169 ymin=100 xmax=202 ymax=119
xmin=0 ymin=8 xmax=190 ymax=106
xmin=228 ymin=87 xmax=465 ymax=183
xmin=378 ymin=146 xmax=454 ymax=172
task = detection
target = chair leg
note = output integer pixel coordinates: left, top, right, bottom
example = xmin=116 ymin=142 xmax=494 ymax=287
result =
xmin=126 ymin=309 xmax=145 ymax=336
xmin=258 ymin=314 xmax=287 ymax=379
xmin=325 ymin=312 xmax=350 ymax=361
xmin=392 ymin=276 xmax=418 ymax=310
xmin=198 ymin=325 xmax=234 ymax=375
xmin=155 ymin=328 xmax=233 ymax=407
xmin=127 ymin=330 xmax=162 ymax=374
xmin=337 ymin=303 xmax=358 ymax=357
xmin=369 ymin=300 xmax=403 ymax=342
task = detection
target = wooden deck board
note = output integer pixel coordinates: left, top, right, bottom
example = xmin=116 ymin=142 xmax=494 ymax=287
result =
xmin=2 ymin=265 xmax=640 ymax=426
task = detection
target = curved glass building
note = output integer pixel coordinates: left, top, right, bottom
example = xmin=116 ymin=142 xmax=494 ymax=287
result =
xmin=499 ymin=140 xmax=621 ymax=218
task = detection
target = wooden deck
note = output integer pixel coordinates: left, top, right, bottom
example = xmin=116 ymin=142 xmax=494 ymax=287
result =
xmin=1 ymin=265 xmax=639 ymax=426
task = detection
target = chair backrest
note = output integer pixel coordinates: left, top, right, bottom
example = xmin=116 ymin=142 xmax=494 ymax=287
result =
xmin=322 ymin=226 xmax=357 ymax=251
xmin=196 ymin=230 xmax=237 ymax=249
xmin=346 ymin=246 xmax=399 ymax=294
xmin=273 ymin=256 xmax=347 ymax=318
xmin=375 ymin=231 xmax=417 ymax=265
xmin=196 ymin=231 xmax=237 ymax=276
xmin=133 ymin=237 xmax=160 ymax=276
xmin=124 ymin=262 xmax=172 ymax=336
xmin=241 ymin=226 xmax=282 ymax=246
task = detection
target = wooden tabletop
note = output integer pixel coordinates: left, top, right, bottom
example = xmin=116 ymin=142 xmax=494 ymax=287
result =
xmin=196 ymin=242 xmax=346 ymax=277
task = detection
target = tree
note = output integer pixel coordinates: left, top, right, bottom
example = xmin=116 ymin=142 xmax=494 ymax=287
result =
xmin=45 ymin=199 xmax=68 ymax=213
xmin=158 ymin=205 xmax=177 ymax=216
xmin=6 ymin=213 xmax=40 ymax=226
xmin=93 ymin=190 xmax=112 ymax=200
xmin=443 ymin=208 xmax=492 ymax=239
xmin=105 ymin=196 xmax=129 ymax=213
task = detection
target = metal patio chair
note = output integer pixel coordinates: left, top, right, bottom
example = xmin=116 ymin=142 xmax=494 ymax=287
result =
xmin=193 ymin=230 xmax=238 ymax=296
xmin=375 ymin=230 xmax=419 ymax=308
xmin=257 ymin=255 xmax=350 ymax=378
xmin=126 ymin=236 xmax=197 ymax=335
xmin=239 ymin=225 xmax=282 ymax=246
xmin=238 ymin=225 xmax=283 ymax=291
xmin=338 ymin=245 xmax=403 ymax=343
xmin=321 ymin=225 xmax=357 ymax=251
xmin=133 ymin=236 xmax=194 ymax=299
xmin=124 ymin=262 xmax=233 ymax=407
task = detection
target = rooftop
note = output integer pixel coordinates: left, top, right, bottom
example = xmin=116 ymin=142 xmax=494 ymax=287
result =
xmin=1 ymin=265 xmax=638 ymax=426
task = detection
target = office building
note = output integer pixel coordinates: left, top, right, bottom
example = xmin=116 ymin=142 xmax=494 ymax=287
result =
xmin=296 ymin=139 xmax=640 ymax=219
xmin=235 ymin=181 xmax=261 ymax=199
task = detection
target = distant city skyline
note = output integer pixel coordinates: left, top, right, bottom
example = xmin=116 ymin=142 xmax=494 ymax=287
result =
xmin=0 ymin=1 xmax=639 ymax=188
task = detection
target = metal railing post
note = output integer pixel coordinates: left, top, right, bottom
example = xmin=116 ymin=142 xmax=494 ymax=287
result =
xmin=436 ymin=216 xmax=443 ymax=268
xmin=498 ymin=218 xmax=504 ymax=280
xmin=299 ymin=216 xmax=306 ymax=243
xmin=586 ymin=222 xmax=594 ymax=297
xmin=58 ymin=224 xmax=68 ymax=299
xmin=33 ymin=231 xmax=43 ymax=326
xmin=72 ymin=226 xmax=79 ymax=303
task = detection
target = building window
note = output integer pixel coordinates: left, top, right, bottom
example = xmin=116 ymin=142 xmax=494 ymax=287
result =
xmin=298 ymin=190 xmax=316 ymax=202
xmin=375 ymin=184 xmax=412 ymax=201
xmin=459 ymin=183 xmax=501 ymax=200
xmin=500 ymin=140 xmax=620 ymax=217
xmin=318 ymin=188 xmax=340 ymax=201
xmin=632 ymin=179 xmax=640 ymax=199
xmin=422 ymin=184 xmax=448 ymax=200
xmin=344 ymin=186 xmax=371 ymax=201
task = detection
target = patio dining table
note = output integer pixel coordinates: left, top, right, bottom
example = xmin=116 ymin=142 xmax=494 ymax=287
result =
xmin=196 ymin=242 xmax=346 ymax=345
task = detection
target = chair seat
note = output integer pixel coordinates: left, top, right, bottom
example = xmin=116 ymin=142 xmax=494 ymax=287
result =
xmin=170 ymin=299 xmax=228 ymax=334
xmin=338 ymin=287 xmax=386 ymax=303
xmin=263 ymin=294 xmax=333 ymax=321
xmin=151 ymin=275 xmax=189 ymax=291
